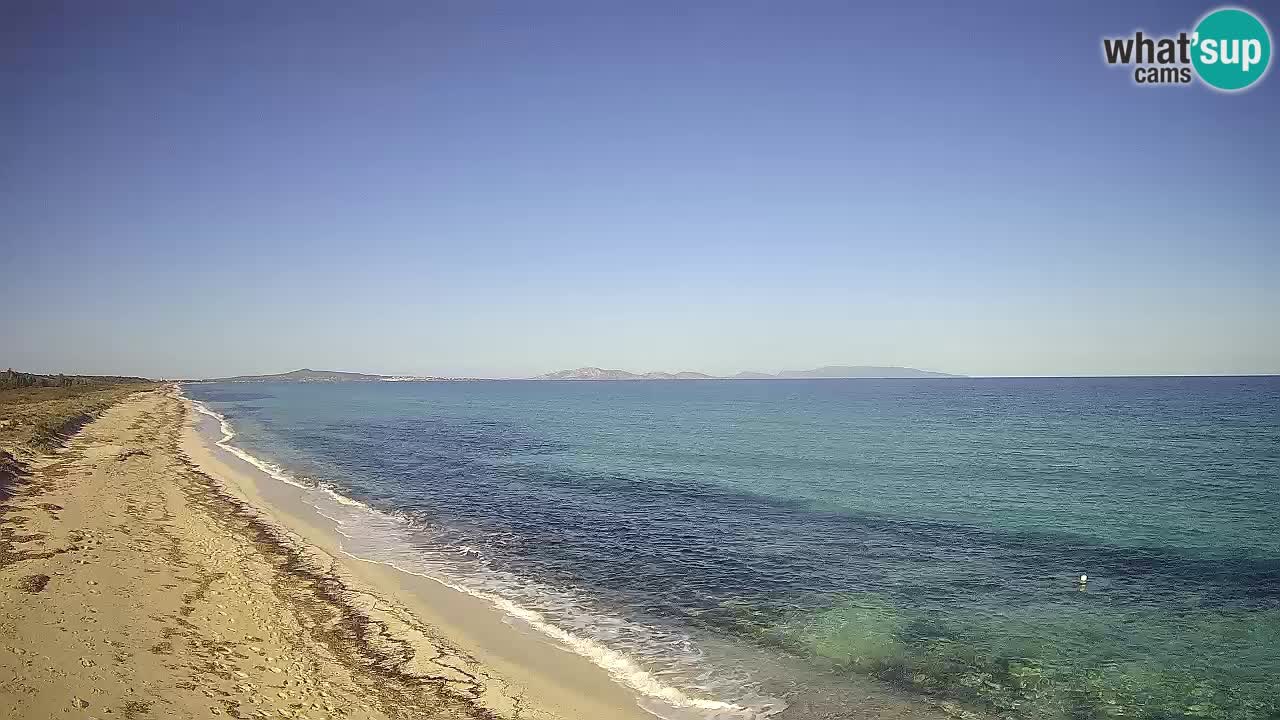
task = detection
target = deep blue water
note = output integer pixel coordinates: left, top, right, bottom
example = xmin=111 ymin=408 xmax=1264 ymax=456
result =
xmin=184 ymin=378 xmax=1280 ymax=720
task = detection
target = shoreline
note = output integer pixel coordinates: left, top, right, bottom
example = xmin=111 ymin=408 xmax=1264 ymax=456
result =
xmin=2 ymin=385 xmax=960 ymax=720
xmin=0 ymin=387 xmax=651 ymax=719
xmin=4 ymin=388 xmax=485 ymax=718
xmin=178 ymin=390 xmax=680 ymax=720
xmin=176 ymin=388 xmax=961 ymax=720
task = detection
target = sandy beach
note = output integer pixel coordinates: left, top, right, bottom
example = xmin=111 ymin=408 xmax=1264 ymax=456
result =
xmin=0 ymin=387 xmax=653 ymax=720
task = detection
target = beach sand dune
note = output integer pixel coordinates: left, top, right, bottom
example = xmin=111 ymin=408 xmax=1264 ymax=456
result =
xmin=0 ymin=389 xmax=591 ymax=719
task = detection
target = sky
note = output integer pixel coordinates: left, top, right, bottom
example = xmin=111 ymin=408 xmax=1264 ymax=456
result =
xmin=2 ymin=1 xmax=1278 ymax=379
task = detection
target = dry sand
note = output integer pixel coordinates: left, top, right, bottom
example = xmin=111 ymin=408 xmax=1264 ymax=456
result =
xmin=0 ymin=388 xmax=653 ymax=720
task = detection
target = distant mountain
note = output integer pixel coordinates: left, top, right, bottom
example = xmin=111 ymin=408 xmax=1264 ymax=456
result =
xmin=668 ymin=371 xmax=718 ymax=380
xmin=534 ymin=367 xmax=633 ymax=381
xmin=199 ymin=368 xmax=382 ymax=383
xmin=196 ymin=366 xmax=961 ymax=383
xmin=533 ymin=367 xmax=716 ymax=381
xmin=533 ymin=365 xmax=961 ymax=380
xmin=775 ymin=365 xmax=961 ymax=379
xmin=195 ymin=368 xmax=446 ymax=383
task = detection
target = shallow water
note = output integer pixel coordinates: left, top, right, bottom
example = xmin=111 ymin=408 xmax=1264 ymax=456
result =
xmin=184 ymin=377 xmax=1280 ymax=719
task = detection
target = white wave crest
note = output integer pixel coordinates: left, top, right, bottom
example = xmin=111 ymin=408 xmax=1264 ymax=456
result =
xmin=179 ymin=387 xmax=781 ymax=720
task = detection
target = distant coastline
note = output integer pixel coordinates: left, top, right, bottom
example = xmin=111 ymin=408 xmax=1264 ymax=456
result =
xmin=532 ymin=365 xmax=964 ymax=380
xmin=185 ymin=365 xmax=966 ymax=383
xmin=185 ymin=368 xmax=465 ymax=383
xmin=98 ymin=368 xmax=1280 ymax=385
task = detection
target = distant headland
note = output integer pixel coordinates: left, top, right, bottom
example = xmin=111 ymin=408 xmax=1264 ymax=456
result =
xmin=184 ymin=366 xmax=964 ymax=383
xmin=186 ymin=369 xmax=452 ymax=383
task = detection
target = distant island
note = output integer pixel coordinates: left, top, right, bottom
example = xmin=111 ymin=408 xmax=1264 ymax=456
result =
xmin=185 ymin=366 xmax=963 ymax=383
xmin=189 ymin=368 xmax=451 ymax=383
xmin=770 ymin=365 xmax=962 ymax=379
xmin=532 ymin=365 xmax=963 ymax=380
xmin=533 ymin=368 xmax=717 ymax=381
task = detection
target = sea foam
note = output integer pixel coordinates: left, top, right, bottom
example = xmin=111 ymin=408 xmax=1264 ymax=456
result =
xmin=182 ymin=390 xmax=782 ymax=720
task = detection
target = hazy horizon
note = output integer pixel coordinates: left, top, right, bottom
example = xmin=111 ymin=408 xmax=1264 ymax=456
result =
xmin=4 ymin=2 xmax=1277 ymax=379
xmin=16 ymin=364 xmax=1278 ymax=382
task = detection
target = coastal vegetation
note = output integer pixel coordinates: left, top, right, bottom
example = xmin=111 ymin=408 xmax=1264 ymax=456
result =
xmin=0 ymin=372 xmax=156 ymax=456
xmin=1 ymin=368 xmax=150 ymax=390
xmin=0 ymin=373 xmax=156 ymax=501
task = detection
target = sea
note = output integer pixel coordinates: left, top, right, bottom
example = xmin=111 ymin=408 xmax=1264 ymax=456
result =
xmin=182 ymin=377 xmax=1280 ymax=720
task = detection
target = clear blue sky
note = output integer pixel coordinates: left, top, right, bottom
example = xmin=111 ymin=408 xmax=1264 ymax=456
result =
xmin=3 ymin=1 xmax=1277 ymax=378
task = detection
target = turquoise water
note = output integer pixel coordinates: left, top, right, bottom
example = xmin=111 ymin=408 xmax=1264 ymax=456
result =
xmin=185 ymin=377 xmax=1280 ymax=719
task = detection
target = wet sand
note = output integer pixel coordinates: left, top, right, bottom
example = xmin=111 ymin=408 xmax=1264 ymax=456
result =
xmin=0 ymin=388 xmax=651 ymax=719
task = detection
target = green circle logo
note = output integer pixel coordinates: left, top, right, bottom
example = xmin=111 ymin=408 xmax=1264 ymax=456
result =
xmin=1192 ymin=8 xmax=1271 ymax=91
